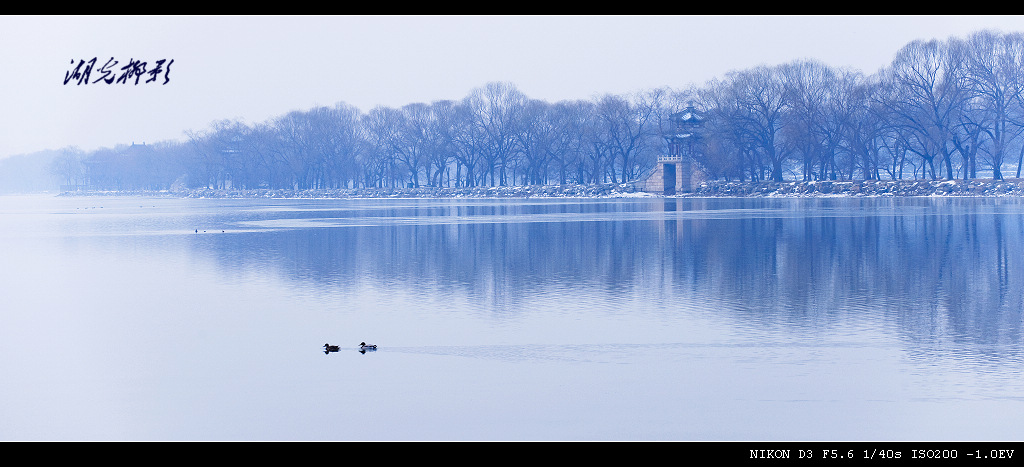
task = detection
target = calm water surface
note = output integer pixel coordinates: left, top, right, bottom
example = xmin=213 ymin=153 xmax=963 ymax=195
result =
xmin=1 ymin=194 xmax=1023 ymax=440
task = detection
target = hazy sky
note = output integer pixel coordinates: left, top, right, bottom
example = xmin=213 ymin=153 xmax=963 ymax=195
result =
xmin=2 ymin=15 xmax=1024 ymax=159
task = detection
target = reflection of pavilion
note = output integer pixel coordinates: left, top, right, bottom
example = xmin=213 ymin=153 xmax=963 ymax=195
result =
xmin=638 ymin=103 xmax=703 ymax=195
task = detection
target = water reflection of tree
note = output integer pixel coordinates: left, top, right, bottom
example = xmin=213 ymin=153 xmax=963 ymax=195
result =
xmin=205 ymin=198 xmax=1024 ymax=354
xmin=667 ymin=197 xmax=1024 ymax=355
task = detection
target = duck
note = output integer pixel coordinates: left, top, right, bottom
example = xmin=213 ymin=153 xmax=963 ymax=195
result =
xmin=323 ymin=343 xmax=340 ymax=352
xmin=359 ymin=342 xmax=377 ymax=351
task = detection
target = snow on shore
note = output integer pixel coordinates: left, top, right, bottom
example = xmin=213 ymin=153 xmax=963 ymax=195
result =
xmin=61 ymin=183 xmax=655 ymax=199
xmin=56 ymin=179 xmax=1024 ymax=199
xmin=686 ymin=179 xmax=1024 ymax=198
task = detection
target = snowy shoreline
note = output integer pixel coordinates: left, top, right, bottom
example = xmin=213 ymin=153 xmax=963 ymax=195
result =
xmin=54 ymin=179 xmax=1024 ymax=199
xmin=685 ymin=178 xmax=1024 ymax=198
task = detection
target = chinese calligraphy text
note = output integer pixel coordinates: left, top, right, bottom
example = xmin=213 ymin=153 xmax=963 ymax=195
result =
xmin=64 ymin=57 xmax=174 ymax=86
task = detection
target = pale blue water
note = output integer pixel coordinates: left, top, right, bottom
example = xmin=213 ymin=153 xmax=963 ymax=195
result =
xmin=1 ymin=194 xmax=1023 ymax=440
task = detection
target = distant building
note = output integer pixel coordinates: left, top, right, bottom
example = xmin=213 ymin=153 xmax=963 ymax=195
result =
xmin=82 ymin=142 xmax=157 ymax=191
xmin=637 ymin=103 xmax=704 ymax=195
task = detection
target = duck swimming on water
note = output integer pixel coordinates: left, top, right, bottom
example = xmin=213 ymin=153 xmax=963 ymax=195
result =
xmin=359 ymin=342 xmax=377 ymax=351
xmin=324 ymin=343 xmax=340 ymax=353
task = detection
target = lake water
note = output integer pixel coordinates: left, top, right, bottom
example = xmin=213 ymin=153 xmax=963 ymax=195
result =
xmin=1 ymin=194 xmax=1023 ymax=441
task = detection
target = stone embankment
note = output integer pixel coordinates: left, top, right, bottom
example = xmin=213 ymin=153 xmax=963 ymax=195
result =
xmin=686 ymin=179 xmax=1024 ymax=197
xmin=58 ymin=179 xmax=1024 ymax=198
xmin=177 ymin=183 xmax=648 ymax=199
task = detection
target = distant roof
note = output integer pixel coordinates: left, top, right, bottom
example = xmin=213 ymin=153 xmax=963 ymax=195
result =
xmin=671 ymin=105 xmax=703 ymax=124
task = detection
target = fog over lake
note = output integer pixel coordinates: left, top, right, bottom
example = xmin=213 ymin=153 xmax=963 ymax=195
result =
xmin=1 ymin=194 xmax=1023 ymax=440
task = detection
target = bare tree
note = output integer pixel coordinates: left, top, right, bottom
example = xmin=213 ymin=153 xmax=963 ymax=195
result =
xmin=960 ymin=30 xmax=1024 ymax=179
xmin=544 ymin=100 xmax=594 ymax=185
xmin=446 ymin=101 xmax=482 ymax=187
xmin=50 ymin=146 xmax=86 ymax=189
xmin=698 ymin=78 xmax=755 ymax=181
xmin=424 ymin=100 xmax=463 ymax=187
xmin=721 ymin=66 xmax=792 ymax=181
xmin=882 ymin=39 xmax=972 ymax=180
xmin=781 ymin=60 xmax=835 ymax=180
xmin=464 ymin=82 xmax=526 ymax=186
xmin=514 ymin=99 xmax=559 ymax=185
xmin=361 ymin=106 xmax=404 ymax=188
xmin=841 ymin=75 xmax=887 ymax=180
xmin=593 ymin=92 xmax=661 ymax=183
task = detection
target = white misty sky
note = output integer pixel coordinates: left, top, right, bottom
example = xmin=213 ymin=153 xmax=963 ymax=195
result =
xmin=1 ymin=15 xmax=1023 ymax=159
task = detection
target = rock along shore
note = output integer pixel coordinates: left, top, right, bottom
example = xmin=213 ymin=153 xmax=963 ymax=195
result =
xmin=56 ymin=179 xmax=1024 ymax=199
xmin=61 ymin=183 xmax=651 ymax=199
xmin=686 ymin=179 xmax=1024 ymax=197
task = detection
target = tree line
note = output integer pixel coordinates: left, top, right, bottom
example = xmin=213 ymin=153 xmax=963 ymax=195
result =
xmin=50 ymin=30 xmax=1024 ymax=191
